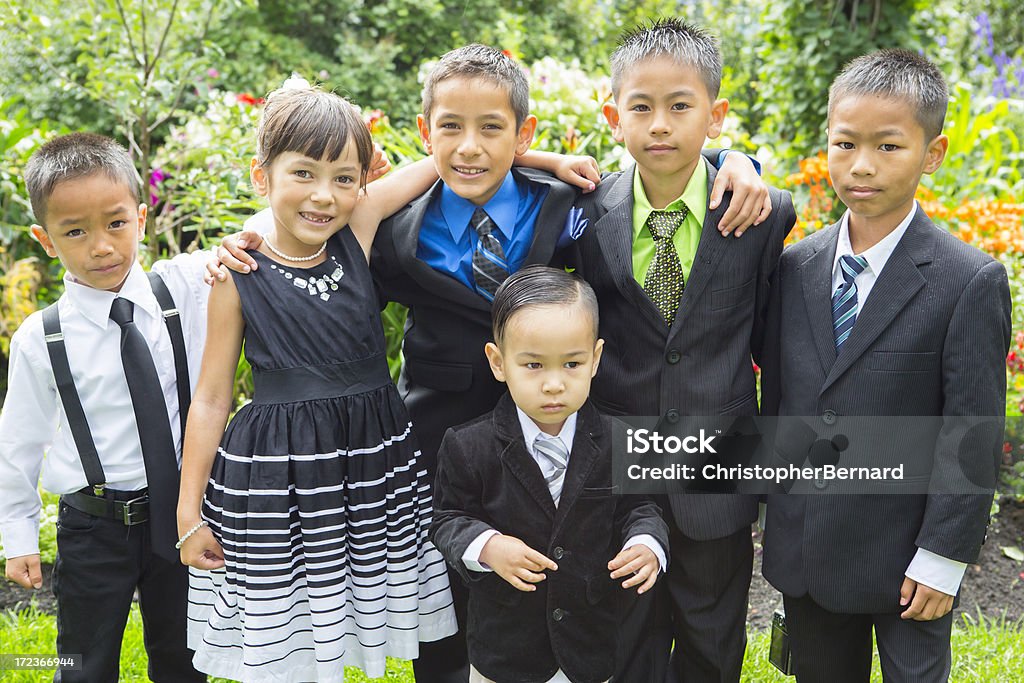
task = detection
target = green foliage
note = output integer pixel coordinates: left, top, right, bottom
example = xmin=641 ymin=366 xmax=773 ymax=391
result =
xmin=754 ymin=0 xmax=922 ymax=162
xmin=927 ymin=84 xmax=1024 ymax=201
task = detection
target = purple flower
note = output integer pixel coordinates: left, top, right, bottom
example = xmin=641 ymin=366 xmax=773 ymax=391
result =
xmin=207 ymin=68 xmax=219 ymax=79
xmin=974 ymin=13 xmax=994 ymax=58
xmin=149 ymin=167 xmax=168 ymax=206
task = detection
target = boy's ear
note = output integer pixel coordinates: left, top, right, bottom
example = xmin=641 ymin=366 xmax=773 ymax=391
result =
xmin=484 ymin=342 xmax=507 ymax=383
xmin=136 ymin=204 xmax=147 ymax=241
xmin=591 ymin=338 xmax=605 ymax=378
xmin=250 ymin=156 xmax=269 ymax=197
xmin=515 ymin=115 xmax=538 ymax=156
xmin=30 ymin=225 xmax=58 ymax=258
xmin=923 ymin=134 xmax=949 ymax=175
xmin=602 ymin=103 xmax=625 ymax=143
xmin=416 ymin=114 xmax=433 ymax=154
xmin=705 ymin=98 xmax=729 ymax=139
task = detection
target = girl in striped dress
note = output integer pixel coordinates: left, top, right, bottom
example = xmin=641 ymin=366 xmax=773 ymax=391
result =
xmin=176 ymin=81 xmax=455 ymax=682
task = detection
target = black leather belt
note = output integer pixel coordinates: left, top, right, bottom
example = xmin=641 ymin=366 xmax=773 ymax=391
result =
xmin=62 ymin=488 xmax=150 ymax=526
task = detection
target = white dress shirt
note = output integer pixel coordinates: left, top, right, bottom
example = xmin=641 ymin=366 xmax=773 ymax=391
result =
xmin=462 ymin=408 xmax=667 ymax=574
xmin=0 ymin=252 xmax=211 ymax=559
xmin=831 ymin=203 xmax=967 ymax=596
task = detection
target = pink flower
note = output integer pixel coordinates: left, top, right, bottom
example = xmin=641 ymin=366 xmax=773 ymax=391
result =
xmin=207 ymin=68 xmax=220 ymax=79
xmin=149 ymin=168 xmax=168 ymax=206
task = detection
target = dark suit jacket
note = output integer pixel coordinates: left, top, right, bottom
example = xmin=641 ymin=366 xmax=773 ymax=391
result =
xmin=371 ymin=168 xmax=579 ymax=475
xmin=574 ymin=160 xmax=796 ymax=540
xmin=760 ymin=211 xmax=1011 ymax=614
xmin=430 ymin=395 xmax=669 ymax=683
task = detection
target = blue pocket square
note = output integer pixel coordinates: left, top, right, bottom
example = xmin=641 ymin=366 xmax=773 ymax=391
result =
xmin=557 ymin=207 xmax=589 ymax=250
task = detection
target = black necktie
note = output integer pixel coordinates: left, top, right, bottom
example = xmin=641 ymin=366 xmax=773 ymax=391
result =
xmin=109 ymin=297 xmax=179 ymax=561
xmin=470 ymin=207 xmax=510 ymax=300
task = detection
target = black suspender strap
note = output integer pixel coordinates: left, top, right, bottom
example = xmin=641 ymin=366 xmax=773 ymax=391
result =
xmin=146 ymin=272 xmax=191 ymax=438
xmin=42 ymin=274 xmax=191 ymax=493
xmin=41 ymin=303 xmax=106 ymax=492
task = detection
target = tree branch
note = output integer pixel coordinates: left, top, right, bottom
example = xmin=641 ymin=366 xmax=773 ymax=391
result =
xmin=150 ymin=0 xmax=182 ymax=70
xmin=112 ymin=0 xmax=144 ymax=68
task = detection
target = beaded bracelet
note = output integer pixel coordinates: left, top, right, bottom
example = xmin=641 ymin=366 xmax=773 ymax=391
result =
xmin=175 ymin=520 xmax=208 ymax=549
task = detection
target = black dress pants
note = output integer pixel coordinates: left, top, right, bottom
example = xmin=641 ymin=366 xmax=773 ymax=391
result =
xmin=51 ymin=496 xmax=205 ymax=683
xmin=412 ymin=563 xmax=470 ymax=683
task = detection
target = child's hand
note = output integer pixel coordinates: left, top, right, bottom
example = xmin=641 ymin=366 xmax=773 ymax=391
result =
xmin=179 ymin=525 xmax=225 ymax=571
xmin=899 ymin=577 xmax=954 ymax=621
xmin=609 ymin=544 xmax=659 ymax=595
xmin=710 ymin=152 xmax=772 ymax=237
xmin=204 ymin=230 xmax=264 ymax=285
xmin=554 ymin=155 xmax=601 ymax=194
xmin=479 ymin=534 xmax=557 ymax=592
xmin=4 ymin=553 xmax=42 ymax=589
xmin=366 ymin=143 xmax=392 ymax=184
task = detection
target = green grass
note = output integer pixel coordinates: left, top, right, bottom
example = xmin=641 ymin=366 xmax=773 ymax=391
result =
xmin=2 ymin=607 xmax=1022 ymax=682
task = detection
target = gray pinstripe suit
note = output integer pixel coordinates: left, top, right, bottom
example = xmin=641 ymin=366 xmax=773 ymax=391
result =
xmin=760 ymin=210 xmax=1011 ymax=681
xmin=575 ymin=160 xmax=796 ymax=682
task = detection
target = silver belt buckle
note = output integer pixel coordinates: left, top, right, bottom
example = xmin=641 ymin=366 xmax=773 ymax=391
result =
xmin=121 ymin=494 xmax=148 ymax=526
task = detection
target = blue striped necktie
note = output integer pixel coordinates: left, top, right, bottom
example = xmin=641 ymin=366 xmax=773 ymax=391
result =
xmin=470 ymin=207 xmax=509 ymax=300
xmin=534 ymin=434 xmax=568 ymax=506
xmin=832 ymin=254 xmax=868 ymax=350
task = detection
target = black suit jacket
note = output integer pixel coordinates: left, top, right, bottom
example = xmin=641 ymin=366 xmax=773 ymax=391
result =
xmin=430 ymin=395 xmax=669 ymax=683
xmin=574 ymin=160 xmax=796 ymax=540
xmin=760 ymin=211 xmax=1011 ymax=613
xmin=371 ymin=168 xmax=579 ymax=474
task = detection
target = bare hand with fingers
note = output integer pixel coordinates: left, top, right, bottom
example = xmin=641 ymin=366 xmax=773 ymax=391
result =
xmin=479 ymin=534 xmax=558 ymax=592
xmin=608 ymin=544 xmax=660 ymax=594
xmin=178 ymin=524 xmax=226 ymax=571
xmin=899 ymin=577 xmax=953 ymax=621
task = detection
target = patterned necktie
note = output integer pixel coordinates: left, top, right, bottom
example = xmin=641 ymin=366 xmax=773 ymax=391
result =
xmin=832 ymin=254 xmax=869 ymax=350
xmin=470 ymin=207 xmax=509 ymax=301
xmin=534 ymin=434 xmax=568 ymax=506
xmin=109 ymin=297 xmax=180 ymax=561
xmin=644 ymin=208 xmax=688 ymax=325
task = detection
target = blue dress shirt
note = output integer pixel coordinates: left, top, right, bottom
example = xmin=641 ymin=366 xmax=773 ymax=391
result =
xmin=416 ymin=172 xmax=548 ymax=289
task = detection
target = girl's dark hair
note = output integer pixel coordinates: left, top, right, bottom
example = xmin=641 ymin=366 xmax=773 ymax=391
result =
xmin=257 ymin=81 xmax=373 ymax=185
xmin=491 ymin=265 xmax=599 ymax=345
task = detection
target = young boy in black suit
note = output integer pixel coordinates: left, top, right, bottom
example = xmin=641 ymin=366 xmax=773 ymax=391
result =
xmin=760 ymin=49 xmax=1011 ymax=682
xmin=574 ymin=19 xmax=797 ymax=682
xmin=0 ymin=133 xmax=207 ymax=682
xmin=430 ymin=265 xmax=669 ymax=683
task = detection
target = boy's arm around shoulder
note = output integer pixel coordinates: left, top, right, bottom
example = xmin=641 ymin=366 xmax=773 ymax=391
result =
xmin=917 ymin=256 xmax=1011 ymax=563
xmin=751 ymin=188 xmax=797 ymax=366
xmin=0 ymin=315 xmax=59 ymax=584
xmin=349 ymin=158 xmax=438 ymax=261
xmin=429 ymin=427 xmax=497 ymax=584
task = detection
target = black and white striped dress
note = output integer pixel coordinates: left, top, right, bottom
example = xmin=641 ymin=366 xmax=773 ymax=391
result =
xmin=187 ymin=229 xmax=456 ymax=682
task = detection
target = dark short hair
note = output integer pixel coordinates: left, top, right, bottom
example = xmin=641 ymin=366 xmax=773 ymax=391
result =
xmin=257 ymin=81 xmax=374 ymax=186
xmin=491 ymin=265 xmax=599 ymax=345
xmin=829 ymin=49 xmax=948 ymax=140
xmin=24 ymin=132 xmax=140 ymax=226
xmin=421 ymin=44 xmax=530 ymax=128
xmin=610 ymin=18 xmax=722 ymax=99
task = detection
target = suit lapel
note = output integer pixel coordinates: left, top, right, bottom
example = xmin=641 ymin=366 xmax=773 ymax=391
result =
xmin=820 ymin=213 xmax=934 ymax=393
xmin=390 ymin=179 xmax=491 ymax=312
xmin=799 ymin=224 xmax=842 ymax=376
xmin=520 ymin=167 xmax=577 ymax=266
xmin=593 ymin=167 xmax=672 ymax=330
xmin=552 ymin=402 xmax=603 ymax=534
xmin=494 ymin=395 xmax=556 ymax=520
xmin=670 ymin=160 xmax=731 ymax=335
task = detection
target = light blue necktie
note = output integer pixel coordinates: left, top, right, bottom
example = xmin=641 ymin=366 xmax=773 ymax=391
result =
xmin=534 ymin=434 xmax=568 ymax=506
xmin=832 ymin=254 xmax=868 ymax=349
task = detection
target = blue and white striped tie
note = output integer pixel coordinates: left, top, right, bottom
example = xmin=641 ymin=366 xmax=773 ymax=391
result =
xmin=832 ymin=254 xmax=868 ymax=350
xmin=470 ymin=207 xmax=509 ymax=301
xmin=534 ymin=434 xmax=568 ymax=506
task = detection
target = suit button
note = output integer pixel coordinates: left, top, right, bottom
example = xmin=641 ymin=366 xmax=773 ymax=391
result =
xmin=822 ymin=410 xmax=837 ymax=425
xmin=667 ymin=349 xmax=681 ymax=364
xmin=666 ymin=409 xmax=680 ymax=424
xmin=552 ymin=608 xmax=565 ymax=622
xmin=552 ymin=546 xmax=564 ymax=560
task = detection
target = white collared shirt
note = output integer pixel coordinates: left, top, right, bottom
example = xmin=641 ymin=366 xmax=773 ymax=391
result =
xmin=463 ymin=408 xmax=667 ymax=574
xmin=0 ymin=252 xmax=211 ymax=559
xmin=829 ymin=203 xmax=967 ymax=596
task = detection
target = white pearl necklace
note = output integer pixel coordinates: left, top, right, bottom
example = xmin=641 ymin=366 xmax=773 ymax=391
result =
xmin=265 ymin=237 xmax=327 ymax=262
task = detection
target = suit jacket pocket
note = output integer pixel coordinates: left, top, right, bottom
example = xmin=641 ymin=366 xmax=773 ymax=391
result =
xmin=711 ymin=278 xmax=754 ymax=311
xmin=869 ymin=351 xmax=938 ymax=373
xmin=721 ymin=391 xmax=757 ymax=415
xmin=579 ymin=486 xmax=616 ymax=498
xmin=405 ymin=357 xmax=474 ymax=391
xmin=474 ymin=572 xmax=524 ymax=608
